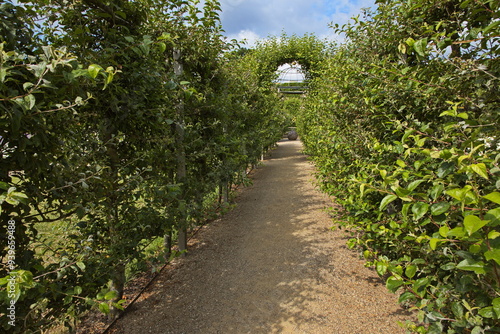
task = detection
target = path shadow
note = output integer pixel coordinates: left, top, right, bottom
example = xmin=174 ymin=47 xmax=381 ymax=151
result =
xmin=109 ymin=140 xmax=412 ymax=334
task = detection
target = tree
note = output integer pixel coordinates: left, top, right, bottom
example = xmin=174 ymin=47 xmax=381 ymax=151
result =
xmin=1 ymin=1 xmax=288 ymax=331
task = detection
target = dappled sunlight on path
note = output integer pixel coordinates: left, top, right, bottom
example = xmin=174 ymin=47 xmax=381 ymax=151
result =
xmin=110 ymin=140 xmax=413 ymax=334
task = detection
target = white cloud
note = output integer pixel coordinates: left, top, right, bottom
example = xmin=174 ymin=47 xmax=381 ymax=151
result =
xmin=227 ymin=29 xmax=261 ymax=47
xmin=219 ymin=0 xmax=376 ymax=44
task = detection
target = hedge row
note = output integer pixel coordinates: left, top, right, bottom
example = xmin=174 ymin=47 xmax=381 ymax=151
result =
xmin=298 ymin=0 xmax=499 ymax=332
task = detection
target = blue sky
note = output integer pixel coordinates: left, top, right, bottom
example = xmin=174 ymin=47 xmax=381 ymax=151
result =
xmin=219 ymin=0 xmax=377 ymax=45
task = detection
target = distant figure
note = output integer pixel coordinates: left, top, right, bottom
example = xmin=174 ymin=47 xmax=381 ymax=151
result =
xmin=288 ymin=130 xmax=298 ymax=140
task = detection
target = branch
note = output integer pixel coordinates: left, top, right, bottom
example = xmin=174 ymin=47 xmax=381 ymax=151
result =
xmin=33 ymin=207 xmax=78 ymax=223
xmin=0 ymin=67 xmax=49 ymax=102
xmin=33 ymin=260 xmax=79 ymax=280
xmin=29 ymin=96 xmax=92 ymax=117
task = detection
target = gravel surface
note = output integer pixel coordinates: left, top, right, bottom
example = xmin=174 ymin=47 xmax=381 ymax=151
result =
xmin=110 ymin=139 xmax=414 ymax=334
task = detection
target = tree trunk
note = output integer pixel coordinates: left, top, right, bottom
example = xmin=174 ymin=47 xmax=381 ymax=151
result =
xmin=108 ymin=262 xmax=125 ymax=320
xmin=103 ymin=118 xmax=124 ymax=319
xmin=164 ymin=231 xmax=172 ymax=261
xmin=173 ymin=49 xmax=188 ymax=255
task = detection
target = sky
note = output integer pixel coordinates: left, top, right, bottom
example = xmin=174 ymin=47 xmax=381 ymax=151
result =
xmin=219 ymin=0 xmax=377 ymax=46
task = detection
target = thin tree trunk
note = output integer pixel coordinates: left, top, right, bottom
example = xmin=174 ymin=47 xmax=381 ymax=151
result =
xmin=164 ymin=231 xmax=172 ymax=261
xmin=103 ymin=120 xmax=125 ymax=320
xmin=173 ymin=49 xmax=187 ymax=255
xmin=108 ymin=262 xmax=125 ymax=320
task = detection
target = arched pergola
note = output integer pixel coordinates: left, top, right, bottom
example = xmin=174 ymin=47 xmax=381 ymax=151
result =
xmin=276 ymin=63 xmax=307 ymax=94
xmin=252 ymin=33 xmax=330 ymax=87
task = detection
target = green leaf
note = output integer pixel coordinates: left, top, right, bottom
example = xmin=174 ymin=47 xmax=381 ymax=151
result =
xmin=488 ymin=231 xmax=500 ymax=239
xmin=379 ymin=194 xmax=397 ymax=211
xmin=484 ymin=249 xmax=500 ymax=265
xmin=360 ymin=183 xmax=366 ymax=198
xmin=105 ymin=72 xmax=114 ymax=86
xmin=24 ymin=94 xmax=36 ymax=110
xmin=413 ymin=277 xmax=430 ymax=296
xmin=88 ymin=64 xmax=102 ymax=79
xmin=430 ymin=202 xmax=450 ymax=216
xmin=98 ymin=302 xmax=110 ymax=314
xmin=363 ymin=250 xmax=371 ymax=259
xmin=386 ymin=275 xmax=404 ymax=292
xmin=479 ymin=306 xmax=495 ymax=318
xmin=74 ymin=286 xmax=83 ymax=295
xmin=452 ymin=301 xmax=464 ymax=318
xmin=429 ymin=184 xmax=444 ymax=200
xmin=158 ymin=42 xmax=167 ymax=53
xmin=412 ymin=202 xmax=429 ymax=220
xmin=471 ymin=326 xmax=483 ymax=334
xmin=29 ymin=62 xmax=47 ymax=78
xmin=398 ymin=291 xmax=415 ymax=303
xmin=407 ymin=180 xmax=424 ymax=192
xmin=484 ymin=20 xmax=500 ymax=35
xmin=10 ymin=191 xmax=28 ymax=203
xmin=493 ymin=298 xmax=500 ymax=317
xmin=405 ymin=264 xmax=417 ymax=278
xmin=469 ymin=243 xmax=481 ymax=254
xmin=64 ymin=295 xmax=73 ymax=304
xmin=104 ymin=290 xmax=117 ymax=301
xmin=401 ymin=128 xmax=414 ymax=142
xmin=413 ymin=38 xmax=428 ymax=57
xmin=76 ymin=261 xmax=86 ymax=271
xmin=395 ymin=186 xmax=412 ymax=200
xmin=158 ymin=32 xmax=171 ymax=40
xmin=437 ymin=162 xmax=454 ymax=178
xmin=439 ymin=225 xmax=450 ymax=237
xmin=446 ymin=187 xmax=468 ymax=201
xmin=13 ymin=95 xmax=36 ymax=112
xmin=402 ymin=203 xmax=410 ymax=218
xmin=429 ymin=238 xmax=444 ymax=250
xmin=405 ymin=37 xmax=415 ymax=47
xmin=0 ymin=276 xmax=8 ymax=286
xmin=440 ymin=262 xmax=455 ymax=270
xmin=447 ymin=226 xmax=466 ymax=238
xmin=396 ymin=159 xmax=406 ymax=168
xmin=464 ymin=215 xmax=489 ymax=236
xmin=456 ymin=259 xmax=486 ymax=274
xmin=470 ymin=163 xmax=489 ymax=179
xmin=0 ymin=68 xmax=7 ymax=83
xmin=5 ymin=189 xmax=28 ymax=205
xmin=113 ymin=300 xmax=126 ymax=311
xmin=485 ymin=208 xmax=500 ymax=227
xmin=18 ymin=270 xmax=34 ymax=283
xmin=484 ymin=192 xmax=500 ymax=204
xmin=376 ymin=261 xmax=388 ymax=276
xmin=459 ymin=0 xmax=473 ymax=8
xmin=115 ymin=10 xmax=126 ymax=19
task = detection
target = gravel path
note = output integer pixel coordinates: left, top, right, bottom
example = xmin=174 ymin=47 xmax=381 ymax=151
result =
xmin=110 ymin=140 xmax=413 ymax=334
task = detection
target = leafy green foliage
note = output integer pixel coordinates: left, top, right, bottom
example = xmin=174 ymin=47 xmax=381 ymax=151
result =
xmin=0 ymin=0 xmax=284 ymax=332
xmin=5 ymin=0 xmax=498 ymax=332
xmin=299 ymin=0 xmax=499 ymax=332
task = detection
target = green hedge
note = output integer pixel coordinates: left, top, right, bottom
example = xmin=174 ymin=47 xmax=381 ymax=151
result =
xmin=0 ymin=1 xmax=284 ymax=332
xmin=298 ymin=0 xmax=500 ymax=332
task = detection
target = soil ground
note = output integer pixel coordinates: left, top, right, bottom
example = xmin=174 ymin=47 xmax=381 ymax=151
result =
xmin=108 ymin=139 xmax=414 ymax=334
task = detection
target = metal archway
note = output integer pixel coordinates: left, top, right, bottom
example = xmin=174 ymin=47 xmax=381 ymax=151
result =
xmin=275 ymin=62 xmax=307 ymax=95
